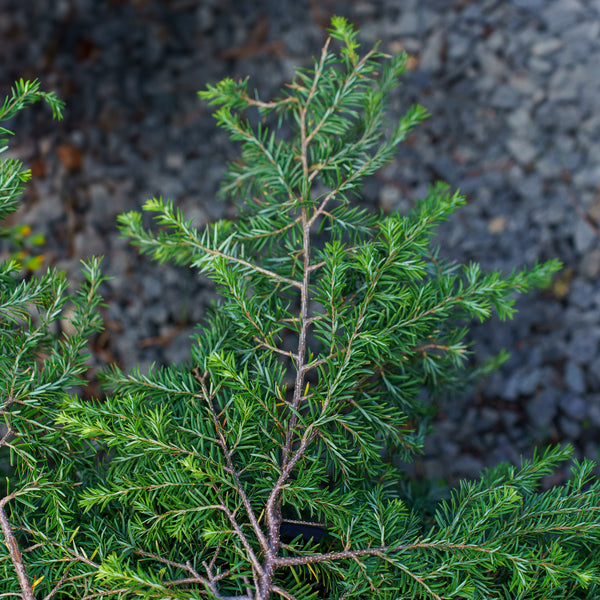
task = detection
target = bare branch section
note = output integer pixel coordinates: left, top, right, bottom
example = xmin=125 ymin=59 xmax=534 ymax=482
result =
xmin=259 ymin=41 xmax=325 ymax=599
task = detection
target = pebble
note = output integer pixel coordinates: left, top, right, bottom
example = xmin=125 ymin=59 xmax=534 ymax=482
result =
xmin=477 ymin=48 xmax=507 ymax=79
xmin=446 ymin=32 xmax=471 ymax=60
xmin=581 ymin=250 xmax=600 ymax=279
xmin=526 ymin=389 xmax=558 ymax=430
xmin=165 ymin=152 xmax=185 ymax=171
xmin=568 ymin=282 xmax=597 ymax=310
xmin=574 ymin=219 xmax=597 ymax=253
xmin=541 ymin=0 xmax=586 ymax=33
xmin=559 ymin=394 xmax=588 ymax=420
xmin=506 ymin=138 xmax=538 ymax=166
xmin=419 ymin=28 xmax=445 ymax=73
xmin=589 ymin=400 xmax=600 ymax=427
xmin=163 ymin=329 xmax=194 ymax=366
xmin=532 ymin=38 xmax=564 ymax=56
xmin=564 ymin=361 xmax=586 ymax=394
xmin=476 ymin=407 xmax=500 ymax=432
xmin=568 ymin=331 xmax=600 ymax=366
xmin=559 ymin=417 xmax=581 ymax=440
xmin=528 ymin=56 xmax=553 ymax=75
xmin=452 ymin=454 xmax=484 ymax=478
xmin=73 ymin=226 xmax=106 ymax=259
xmin=489 ymin=85 xmax=521 ymax=110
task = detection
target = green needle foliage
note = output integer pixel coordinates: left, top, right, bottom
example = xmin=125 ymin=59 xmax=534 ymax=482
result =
xmin=2 ymin=18 xmax=600 ymax=600
xmin=0 ymin=80 xmax=58 ymax=272
xmin=0 ymin=80 xmax=105 ymax=598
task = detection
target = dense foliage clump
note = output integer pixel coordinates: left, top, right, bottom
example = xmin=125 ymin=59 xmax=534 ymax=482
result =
xmin=1 ymin=19 xmax=599 ymax=600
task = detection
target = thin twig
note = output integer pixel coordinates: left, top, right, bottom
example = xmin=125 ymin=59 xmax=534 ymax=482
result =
xmin=135 ymin=549 xmax=209 ymax=584
xmin=253 ymin=336 xmax=298 ymax=362
xmin=244 ymin=96 xmax=298 ymax=110
xmin=0 ymin=506 xmax=34 ymax=600
xmin=195 ymin=371 xmax=270 ymax=558
xmin=41 ymin=573 xmax=68 ymax=600
xmin=201 ymin=245 xmax=302 ymax=289
xmin=81 ymin=589 xmax=130 ymax=600
xmin=272 ymin=585 xmax=301 ymax=600
xmin=218 ymin=501 xmax=265 ymax=578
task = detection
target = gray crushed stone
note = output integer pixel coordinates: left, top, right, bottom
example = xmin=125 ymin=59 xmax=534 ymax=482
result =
xmin=1 ymin=0 xmax=599 ymax=484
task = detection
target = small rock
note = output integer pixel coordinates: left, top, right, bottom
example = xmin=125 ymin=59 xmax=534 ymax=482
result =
xmin=165 ymin=152 xmax=185 ymax=171
xmin=456 ymin=407 xmax=478 ymax=440
xmin=422 ymin=458 xmax=446 ymax=481
xmin=506 ymin=138 xmax=538 ymax=166
xmin=475 ymin=407 xmax=500 ymax=432
xmin=503 ymin=367 xmax=543 ymax=400
xmin=568 ymin=281 xmax=596 ymax=310
xmin=477 ymin=48 xmax=507 ymax=78
xmin=488 ymin=434 xmax=520 ymax=465
xmin=528 ymin=56 xmax=553 ymax=74
xmin=146 ymin=303 xmax=169 ymax=325
xmin=353 ymin=2 xmax=377 ymax=17
xmin=526 ymin=389 xmax=558 ymax=429
xmin=502 ymin=410 xmax=520 ymax=430
xmin=520 ymin=368 xmax=544 ymax=396
xmin=589 ymin=401 xmax=600 ymax=427
xmin=548 ymin=76 xmax=581 ymax=103
xmin=574 ymin=219 xmax=597 ymax=253
xmin=563 ymin=19 xmax=600 ymax=43
xmin=88 ymin=182 xmax=119 ymax=225
xmin=564 ymin=361 xmax=586 ymax=394
xmin=419 ymin=28 xmax=445 ymax=72
xmin=195 ymin=5 xmax=215 ymax=33
xmin=485 ymin=30 xmax=505 ymax=53
xmin=559 ymin=417 xmax=581 ymax=440
xmin=393 ymin=11 xmax=420 ymax=36
xmin=507 ymin=107 xmax=534 ymax=133
xmin=488 ymin=216 xmax=506 ymax=234
xmin=379 ymin=185 xmax=403 ymax=213
xmin=516 ymin=175 xmax=543 ymax=200
xmin=587 ymin=195 xmax=600 ymax=222
xmin=567 ymin=328 xmax=600 ymax=365
xmin=489 ymin=85 xmax=521 ymax=109
xmin=74 ymin=226 xmax=106 ymax=258
xmin=142 ymin=276 xmax=164 ymax=300
xmin=163 ymin=328 xmax=194 ymax=366
xmin=541 ymin=0 xmax=585 ymax=33
xmin=509 ymin=75 xmax=539 ymax=97
xmin=532 ymin=38 xmax=564 ymax=56
xmin=583 ymin=442 xmax=598 ymax=461
xmin=531 ymin=205 xmax=565 ymax=226
xmin=446 ymin=32 xmax=471 ymax=60
xmin=581 ymin=250 xmax=600 ymax=279
xmin=452 ymin=454 xmax=484 ymax=479
xmin=559 ymin=394 xmax=587 ymax=420
xmin=574 ymin=166 xmax=600 ymax=188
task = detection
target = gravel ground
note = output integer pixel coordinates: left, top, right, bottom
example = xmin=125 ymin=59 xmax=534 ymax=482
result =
xmin=1 ymin=0 xmax=599 ymax=484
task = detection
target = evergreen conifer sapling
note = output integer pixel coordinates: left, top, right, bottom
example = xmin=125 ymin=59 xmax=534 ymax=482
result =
xmin=2 ymin=18 xmax=600 ymax=600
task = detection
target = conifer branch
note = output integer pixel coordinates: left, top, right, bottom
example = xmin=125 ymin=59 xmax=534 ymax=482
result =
xmin=197 ymin=244 xmax=303 ymax=290
xmin=271 ymin=586 xmax=300 ymax=600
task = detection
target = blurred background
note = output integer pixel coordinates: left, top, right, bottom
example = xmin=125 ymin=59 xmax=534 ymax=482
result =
xmin=1 ymin=0 xmax=599 ymax=484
